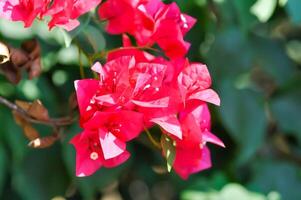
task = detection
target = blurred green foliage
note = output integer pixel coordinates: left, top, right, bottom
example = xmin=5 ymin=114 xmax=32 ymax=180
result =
xmin=1 ymin=0 xmax=301 ymax=199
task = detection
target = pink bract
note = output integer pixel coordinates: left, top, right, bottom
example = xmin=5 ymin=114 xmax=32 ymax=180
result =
xmin=98 ymin=0 xmax=196 ymax=58
xmin=0 ymin=0 xmax=102 ymax=30
xmin=71 ymin=110 xmax=144 ymax=177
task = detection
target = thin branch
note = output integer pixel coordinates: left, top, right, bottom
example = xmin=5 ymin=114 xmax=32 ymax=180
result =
xmin=144 ymin=126 xmax=161 ymax=149
xmin=0 ymin=95 xmax=75 ymax=127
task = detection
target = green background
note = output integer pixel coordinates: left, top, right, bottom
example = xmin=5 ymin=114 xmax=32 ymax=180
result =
xmin=0 ymin=0 xmax=301 ymax=199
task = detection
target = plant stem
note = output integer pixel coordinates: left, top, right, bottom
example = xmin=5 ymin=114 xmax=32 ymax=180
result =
xmin=0 ymin=95 xmax=75 ymax=127
xmin=144 ymin=126 xmax=161 ymax=149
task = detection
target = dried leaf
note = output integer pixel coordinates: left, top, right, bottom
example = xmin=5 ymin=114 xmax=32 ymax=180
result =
xmin=23 ymin=124 xmax=40 ymax=140
xmin=15 ymin=100 xmax=32 ymax=111
xmin=12 ymin=111 xmax=26 ymax=126
xmin=0 ymin=61 xmax=21 ymax=84
xmin=0 ymin=39 xmax=42 ymax=83
xmin=12 ymin=111 xmax=40 ymax=140
xmin=68 ymin=92 xmax=78 ymax=111
xmin=22 ymin=39 xmax=40 ymax=57
xmin=0 ymin=41 xmax=10 ymax=64
xmin=28 ymin=58 xmax=41 ymax=79
xmin=152 ymin=165 xmax=168 ymax=174
xmin=28 ymin=135 xmax=58 ymax=148
xmin=0 ymin=46 xmax=27 ymax=84
xmin=21 ymin=39 xmax=42 ymax=79
xmin=27 ymin=100 xmax=50 ymax=121
xmin=10 ymin=47 xmax=28 ymax=67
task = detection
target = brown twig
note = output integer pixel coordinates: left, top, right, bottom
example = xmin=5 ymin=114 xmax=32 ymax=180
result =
xmin=0 ymin=95 xmax=76 ymax=127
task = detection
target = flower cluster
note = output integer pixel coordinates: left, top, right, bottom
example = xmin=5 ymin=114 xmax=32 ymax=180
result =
xmin=1 ymin=0 xmax=224 ymax=179
xmin=0 ymin=0 xmax=101 ymax=30
xmin=71 ymin=0 xmax=224 ymax=179
xmin=99 ymin=0 xmax=195 ymax=58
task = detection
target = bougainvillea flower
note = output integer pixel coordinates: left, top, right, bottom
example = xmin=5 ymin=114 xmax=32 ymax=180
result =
xmin=90 ymin=57 xmax=170 ymax=110
xmin=74 ymin=79 xmax=100 ymax=124
xmin=107 ymin=47 xmax=155 ymax=64
xmin=178 ymin=62 xmax=220 ymax=106
xmin=173 ymin=145 xmax=211 ymax=180
xmin=70 ymin=129 xmax=130 ymax=177
xmin=99 ymin=0 xmax=196 ymax=58
xmin=172 ymin=102 xmax=224 ymax=179
xmin=0 ymin=0 xmax=50 ymax=27
xmin=73 ymin=51 xmax=223 ymax=178
xmin=71 ymin=110 xmax=144 ymax=177
xmin=45 ymin=0 xmax=102 ymax=30
xmin=0 ymin=0 xmax=102 ymax=30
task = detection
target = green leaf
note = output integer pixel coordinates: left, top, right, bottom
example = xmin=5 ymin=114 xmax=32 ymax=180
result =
xmin=232 ymin=0 xmax=258 ymax=31
xmin=218 ymin=79 xmax=267 ymax=164
xmin=161 ymin=134 xmax=176 ymax=172
xmin=12 ymin=146 xmax=69 ymax=200
xmin=249 ymin=35 xmax=296 ymax=86
xmin=206 ymin=27 xmax=253 ymax=79
xmin=60 ymin=13 xmax=92 ymax=47
xmin=61 ymin=29 xmax=73 ymax=48
xmin=270 ymin=80 xmax=301 ymax=141
xmin=0 ymin=144 xmax=8 ymax=196
xmin=76 ymin=25 xmax=106 ymax=55
xmin=249 ymin=159 xmax=301 ymax=200
xmin=0 ymin=19 xmax=33 ymax=39
xmin=286 ymin=40 xmax=301 ymax=64
xmin=250 ymin=0 xmax=277 ymax=22
xmin=286 ymin=0 xmax=301 ymax=24
xmin=181 ymin=183 xmax=279 ymax=200
xmin=2 ymin=110 xmax=28 ymax=163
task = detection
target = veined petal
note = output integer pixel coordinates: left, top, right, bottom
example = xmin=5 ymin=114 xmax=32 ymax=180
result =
xmin=150 ymin=115 xmax=182 ymax=139
xmin=132 ymin=97 xmax=169 ymax=108
xmin=188 ymin=89 xmax=220 ymax=106
xmin=98 ymin=129 xmax=126 ymax=160
xmin=203 ymin=131 xmax=225 ymax=148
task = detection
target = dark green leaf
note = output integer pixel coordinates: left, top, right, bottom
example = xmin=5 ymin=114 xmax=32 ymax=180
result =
xmin=286 ymin=0 xmax=301 ymax=24
xmin=0 ymin=144 xmax=8 ymax=196
xmin=250 ymin=35 xmax=296 ymax=86
xmin=270 ymin=81 xmax=301 ymax=141
xmin=61 ymin=13 xmax=92 ymax=47
xmin=232 ymin=0 xmax=258 ymax=31
xmin=218 ymin=79 xmax=267 ymax=164
xmin=76 ymin=25 xmax=106 ymax=54
xmin=249 ymin=160 xmax=301 ymax=200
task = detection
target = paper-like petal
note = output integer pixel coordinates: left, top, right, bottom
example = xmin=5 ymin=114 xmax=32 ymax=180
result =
xmin=99 ymin=129 xmax=126 ymax=160
xmin=173 ymin=146 xmax=211 ymax=179
xmin=150 ymin=115 xmax=182 ymax=139
xmin=203 ymin=131 xmax=225 ymax=148
xmin=132 ymin=97 xmax=169 ymax=108
xmin=70 ymin=131 xmax=103 ymax=177
xmin=91 ymin=62 xmax=104 ymax=74
xmin=103 ymin=150 xmax=130 ymax=168
xmin=84 ymin=111 xmax=144 ymax=141
xmin=74 ymin=79 xmax=99 ymax=115
xmin=188 ymin=89 xmax=220 ymax=106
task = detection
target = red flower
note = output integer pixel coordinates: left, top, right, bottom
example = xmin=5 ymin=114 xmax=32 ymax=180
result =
xmin=0 ymin=0 xmax=102 ymax=30
xmin=73 ymin=52 xmax=223 ymax=178
xmin=46 ymin=0 xmax=102 ymax=31
xmin=71 ymin=110 xmax=144 ymax=177
xmin=178 ymin=61 xmax=220 ymax=106
xmin=99 ymin=0 xmax=196 ymax=58
xmin=172 ymin=102 xmax=224 ymax=179
xmin=0 ymin=0 xmax=50 ymax=27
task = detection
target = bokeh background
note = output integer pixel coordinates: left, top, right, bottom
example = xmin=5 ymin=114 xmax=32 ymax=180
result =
xmin=1 ymin=0 xmax=301 ymax=199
